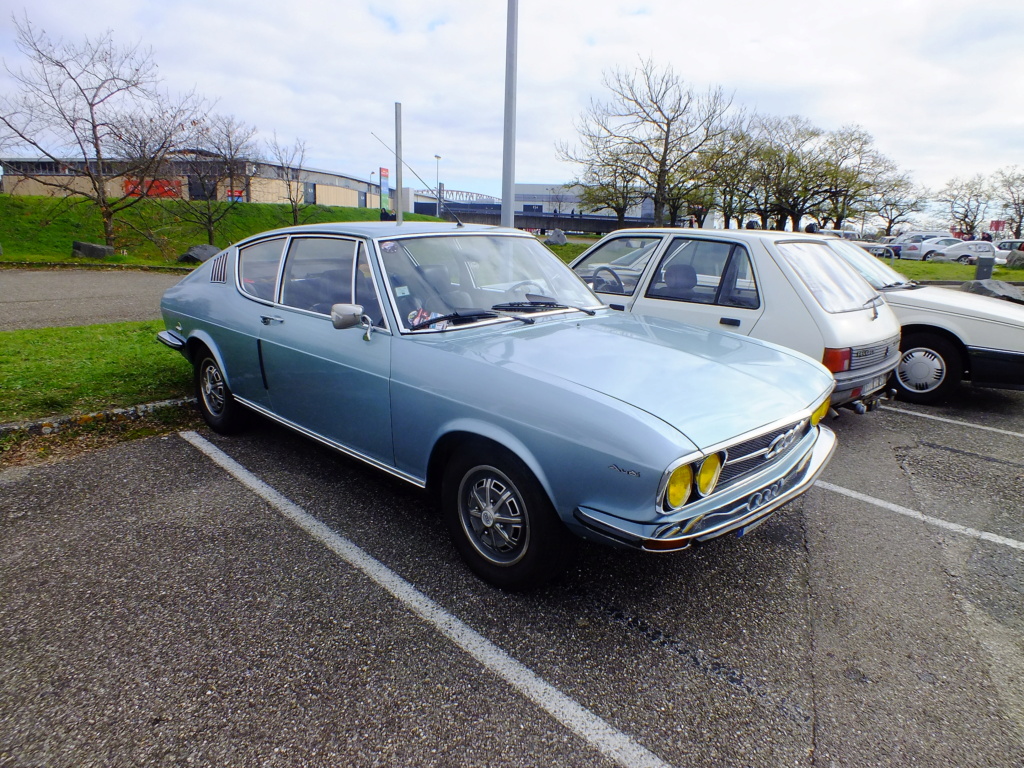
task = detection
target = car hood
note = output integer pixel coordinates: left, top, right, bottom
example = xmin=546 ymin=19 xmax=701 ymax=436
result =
xmin=441 ymin=312 xmax=834 ymax=449
xmin=884 ymin=285 xmax=1024 ymax=327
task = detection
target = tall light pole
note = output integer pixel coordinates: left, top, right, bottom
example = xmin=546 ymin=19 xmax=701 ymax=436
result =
xmin=501 ymin=0 xmax=518 ymax=228
xmin=434 ymin=154 xmax=441 ymax=217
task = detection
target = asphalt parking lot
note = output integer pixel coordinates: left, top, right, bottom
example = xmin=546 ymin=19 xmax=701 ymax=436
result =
xmin=1 ymin=271 xmax=1023 ymax=766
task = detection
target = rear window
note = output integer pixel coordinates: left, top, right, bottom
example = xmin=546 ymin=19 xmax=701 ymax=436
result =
xmin=775 ymin=241 xmax=880 ymax=313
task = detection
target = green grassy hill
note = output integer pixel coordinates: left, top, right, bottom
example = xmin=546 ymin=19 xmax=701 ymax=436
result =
xmin=0 ymin=194 xmax=437 ymax=265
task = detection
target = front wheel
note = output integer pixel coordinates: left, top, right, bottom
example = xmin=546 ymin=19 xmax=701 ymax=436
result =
xmin=194 ymin=351 xmax=247 ymax=433
xmin=442 ymin=443 xmax=574 ymax=590
xmin=893 ymin=333 xmax=963 ymax=405
xmin=957 ymin=255 xmax=971 ymax=265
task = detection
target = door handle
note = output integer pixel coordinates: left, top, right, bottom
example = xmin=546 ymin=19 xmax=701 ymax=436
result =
xmin=719 ymin=317 xmax=741 ymax=327
xmin=260 ymin=315 xmax=284 ymax=325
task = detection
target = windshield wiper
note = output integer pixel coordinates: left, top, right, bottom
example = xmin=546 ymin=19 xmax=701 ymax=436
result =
xmin=408 ymin=309 xmax=534 ymax=331
xmin=492 ymin=294 xmax=597 ymax=316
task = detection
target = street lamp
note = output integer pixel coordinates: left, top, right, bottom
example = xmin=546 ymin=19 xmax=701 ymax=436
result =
xmin=434 ymin=155 xmax=441 ymax=217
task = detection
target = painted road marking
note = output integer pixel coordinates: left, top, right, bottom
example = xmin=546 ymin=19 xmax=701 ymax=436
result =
xmin=818 ymin=481 xmax=1024 ymax=552
xmin=881 ymin=405 xmax=1024 ymax=439
xmin=180 ymin=431 xmax=673 ymax=768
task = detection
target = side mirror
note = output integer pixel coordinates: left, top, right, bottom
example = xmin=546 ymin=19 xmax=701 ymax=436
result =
xmin=330 ymin=303 xmax=365 ymax=329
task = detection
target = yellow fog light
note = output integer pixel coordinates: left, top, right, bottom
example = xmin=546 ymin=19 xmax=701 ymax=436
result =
xmin=665 ymin=464 xmax=694 ymax=509
xmin=696 ymin=453 xmax=723 ymax=496
xmin=810 ymin=397 xmax=831 ymax=426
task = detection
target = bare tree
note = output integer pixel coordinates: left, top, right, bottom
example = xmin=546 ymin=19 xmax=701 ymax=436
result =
xmin=568 ymin=58 xmax=731 ymax=226
xmin=170 ymin=115 xmax=260 ymax=244
xmin=937 ymin=175 xmax=991 ymax=236
xmin=562 ymin=132 xmax=646 ymax=224
xmin=0 ymin=17 xmax=202 ymax=246
xmin=992 ymin=165 xmax=1024 ymax=238
xmin=873 ymin=173 xmax=927 ymax=236
xmin=268 ymin=133 xmax=311 ymax=225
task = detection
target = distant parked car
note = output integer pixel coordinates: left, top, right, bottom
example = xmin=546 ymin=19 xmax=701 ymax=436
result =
xmin=899 ymin=236 xmax=960 ymax=261
xmin=995 ymin=239 xmax=1024 ymax=258
xmin=570 ymin=228 xmax=901 ymax=412
xmin=928 ymin=240 xmax=1000 ymax=264
xmin=822 ymin=238 xmax=1024 ymax=403
xmin=158 ymin=222 xmax=838 ymax=589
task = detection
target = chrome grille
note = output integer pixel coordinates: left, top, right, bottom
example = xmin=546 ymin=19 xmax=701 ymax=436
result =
xmin=209 ymin=252 xmax=228 ymax=283
xmin=717 ymin=418 xmax=810 ymax=489
xmin=850 ymin=334 xmax=899 ymax=370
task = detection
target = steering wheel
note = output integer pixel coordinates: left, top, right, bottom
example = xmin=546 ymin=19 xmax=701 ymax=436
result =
xmin=593 ymin=266 xmax=624 ymax=293
xmin=509 ymin=280 xmax=545 ymax=299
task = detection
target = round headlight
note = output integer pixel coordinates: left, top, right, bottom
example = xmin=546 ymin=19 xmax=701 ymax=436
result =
xmin=665 ymin=464 xmax=693 ymax=509
xmin=696 ymin=453 xmax=723 ymax=496
xmin=810 ymin=398 xmax=831 ymax=426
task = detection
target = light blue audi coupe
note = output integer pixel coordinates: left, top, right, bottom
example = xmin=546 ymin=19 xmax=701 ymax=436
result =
xmin=159 ymin=222 xmax=836 ymax=589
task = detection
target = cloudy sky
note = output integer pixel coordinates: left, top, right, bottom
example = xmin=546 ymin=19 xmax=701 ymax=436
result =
xmin=2 ymin=0 xmax=1023 ymax=199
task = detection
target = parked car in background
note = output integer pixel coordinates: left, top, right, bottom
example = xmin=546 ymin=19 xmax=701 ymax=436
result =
xmin=928 ymin=239 xmax=1000 ymax=264
xmin=570 ymin=228 xmax=901 ymax=413
xmin=159 ymin=222 xmax=837 ymax=589
xmin=996 ymin=239 xmax=1024 ymax=258
xmin=899 ymin=236 xmax=961 ymax=261
xmin=822 ymin=237 xmax=1024 ymax=403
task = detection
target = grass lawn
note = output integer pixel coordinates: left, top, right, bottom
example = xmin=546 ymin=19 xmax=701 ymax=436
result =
xmin=0 ymin=320 xmax=193 ymax=424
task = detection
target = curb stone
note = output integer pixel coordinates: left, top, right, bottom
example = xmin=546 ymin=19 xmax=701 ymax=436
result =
xmin=0 ymin=397 xmax=197 ymax=437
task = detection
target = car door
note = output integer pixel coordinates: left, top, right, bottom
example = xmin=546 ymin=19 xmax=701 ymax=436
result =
xmin=259 ymin=236 xmax=394 ymax=466
xmin=630 ymin=236 xmax=766 ymax=335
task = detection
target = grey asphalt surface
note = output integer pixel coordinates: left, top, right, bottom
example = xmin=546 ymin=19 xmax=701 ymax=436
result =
xmin=0 ymin=268 xmax=184 ymax=330
xmin=1 ymin=269 xmax=1023 ymax=766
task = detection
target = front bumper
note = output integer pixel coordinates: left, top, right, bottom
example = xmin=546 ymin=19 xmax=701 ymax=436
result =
xmin=574 ymin=424 xmax=837 ymax=552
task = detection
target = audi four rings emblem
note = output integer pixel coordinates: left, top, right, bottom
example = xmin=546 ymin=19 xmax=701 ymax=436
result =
xmin=747 ymin=477 xmax=787 ymax=512
xmin=764 ymin=426 xmax=800 ymax=460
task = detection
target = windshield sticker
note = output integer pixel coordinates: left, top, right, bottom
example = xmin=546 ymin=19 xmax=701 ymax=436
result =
xmin=381 ymin=241 xmax=399 ymax=253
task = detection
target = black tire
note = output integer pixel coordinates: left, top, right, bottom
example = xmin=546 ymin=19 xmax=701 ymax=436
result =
xmin=893 ymin=333 xmax=963 ymax=405
xmin=442 ymin=442 xmax=575 ymax=590
xmin=957 ymin=255 xmax=971 ymax=265
xmin=194 ymin=350 xmax=247 ymax=433
xmin=922 ymin=252 xmax=932 ymax=261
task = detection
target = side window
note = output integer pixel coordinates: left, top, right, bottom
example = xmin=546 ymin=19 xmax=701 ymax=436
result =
xmin=280 ymin=237 xmax=356 ymax=314
xmin=645 ymin=238 xmax=759 ymax=309
xmin=570 ymin=236 xmax=662 ymax=296
xmin=238 ymin=238 xmax=285 ymax=301
xmin=355 ymin=243 xmax=385 ymax=328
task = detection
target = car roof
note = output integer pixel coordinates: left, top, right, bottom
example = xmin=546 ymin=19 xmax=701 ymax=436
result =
xmin=234 ymin=221 xmax=517 ymax=244
xmin=603 ymin=227 xmax=825 ymax=244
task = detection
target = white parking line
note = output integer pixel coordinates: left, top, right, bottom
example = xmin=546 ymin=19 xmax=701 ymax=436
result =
xmin=818 ymin=481 xmax=1024 ymax=552
xmin=880 ymin=405 xmax=1024 ymax=438
xmin=179 ymin=431 xmax=673 ymax=768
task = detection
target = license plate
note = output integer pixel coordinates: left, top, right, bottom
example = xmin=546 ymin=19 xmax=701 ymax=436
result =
xmin=737 ymin=511 xmax=775 ymax=537
xmin=864 ymin=374 xmax=888 ymax=395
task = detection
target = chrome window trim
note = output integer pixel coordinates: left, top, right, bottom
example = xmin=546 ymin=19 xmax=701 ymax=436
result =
xmin=235 ymin=396 xmax=422 ymax=488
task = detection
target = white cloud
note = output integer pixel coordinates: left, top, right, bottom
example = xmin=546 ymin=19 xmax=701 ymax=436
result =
xmin=3 ymin=0 xmax=1023 ymax=197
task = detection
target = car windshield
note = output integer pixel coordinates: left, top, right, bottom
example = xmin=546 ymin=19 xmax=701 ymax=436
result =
xmin=824 ymin=239 xmax=912 ymax=289
xmin=775 ymin=240 xmax=882 ymax=313
xmin=376 ymin=233 xmax=601 ymax=331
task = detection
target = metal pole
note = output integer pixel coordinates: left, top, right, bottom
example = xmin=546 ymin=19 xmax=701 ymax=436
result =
xmin=500 ymin=0 xmax=518 ymax=229
xmin=435 ymin=154 xmax=441 ymax=217
xmin=395 ymin=102 xmax=403 ymax=225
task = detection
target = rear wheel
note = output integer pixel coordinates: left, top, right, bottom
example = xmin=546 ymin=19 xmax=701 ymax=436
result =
xmin=893 ymin=333 xmax=963 ymax=404
xmin=442 ymin=442 xmax=574 ymax=590
xmin=194 ymin=350 xmax=247 ymax=433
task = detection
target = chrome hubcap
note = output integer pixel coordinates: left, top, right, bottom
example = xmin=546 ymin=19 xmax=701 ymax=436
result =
xmin=460 ymin=467 xmax=527 ymax=565
xmin=897 ymin=348 xmax=945 ymax=393
xmin=201 ymin=362 xmax=226 ymax=415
